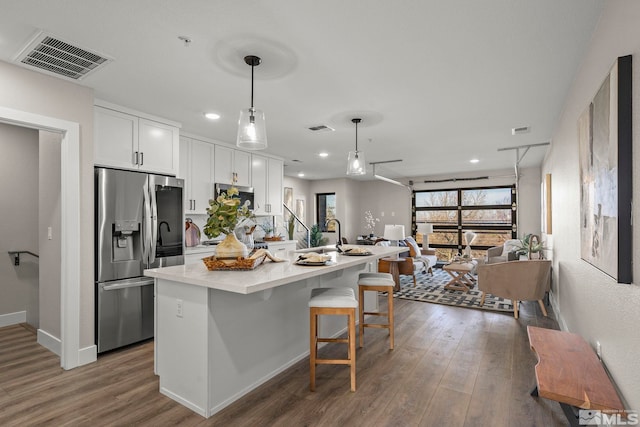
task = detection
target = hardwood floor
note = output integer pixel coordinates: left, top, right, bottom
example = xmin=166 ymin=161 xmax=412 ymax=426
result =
xmin=0 ymin=299 xmax=568 ymax=426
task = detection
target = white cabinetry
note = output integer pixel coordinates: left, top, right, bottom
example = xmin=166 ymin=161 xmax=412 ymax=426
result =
xmin=251 ymin=155 xmax=283 ymax=216
xmin=184 ymin=247 xmax=217 ymax=265
xmin=179 ymin=137 xmax=214 ymax=214
xmin=214 ymin=145 xmax=251 ymax=187
xmin=94 ymin=104 xmax=179 ymax=175
xmin=266 ymin=240 xmax=297 ymax=256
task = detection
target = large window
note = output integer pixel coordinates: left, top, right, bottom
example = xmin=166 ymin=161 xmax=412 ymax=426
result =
xmin=412 ymin=186 xmax=516 ymax=261
xmin=316 ymin=193 xmax=336 ymax=232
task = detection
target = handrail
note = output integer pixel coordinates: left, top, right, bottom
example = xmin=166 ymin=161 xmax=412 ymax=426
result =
xmin=8 ymin=250 xmax=39 ymax=266
xmin=283 ymin=204 xmax=310 ymax=248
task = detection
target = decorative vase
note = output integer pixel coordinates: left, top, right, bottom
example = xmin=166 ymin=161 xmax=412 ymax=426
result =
xmin=215 ymin=233 xmax=248 ymax=259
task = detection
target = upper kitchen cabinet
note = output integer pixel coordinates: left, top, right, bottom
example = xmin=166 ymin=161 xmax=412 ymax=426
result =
xmin=251 ymin=154 xmax=283 ymax=216
xmin=179 ymin=137 xmax=214 ymax=214
xmin=214 ymin=145 xmax=251 ymax=187
xmin=94 ymin=102 xmax=180 ymax=176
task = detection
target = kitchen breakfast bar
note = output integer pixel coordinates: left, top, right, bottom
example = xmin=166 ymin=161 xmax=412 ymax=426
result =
xmin=144 ymin=245 xmax=406 ymax=418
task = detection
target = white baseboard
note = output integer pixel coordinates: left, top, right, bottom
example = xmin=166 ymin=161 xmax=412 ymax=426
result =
xmin=37 ymin=329 xmax=61 ymax=356
xmin=78 ymin=345 xmax=97 ymax=366
xmin=0 ymin=311 xmax=27 ymax=327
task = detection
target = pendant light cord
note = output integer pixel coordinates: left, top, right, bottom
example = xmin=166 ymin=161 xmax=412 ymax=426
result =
xmin=250 ymin=62 xmax=255 ymax=109
xmin=355 ymin=120 xmax=358 ymax=152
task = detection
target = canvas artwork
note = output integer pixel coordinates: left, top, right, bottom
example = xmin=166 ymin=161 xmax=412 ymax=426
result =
xmin=578 ymin=55 xmax=632 ymax=283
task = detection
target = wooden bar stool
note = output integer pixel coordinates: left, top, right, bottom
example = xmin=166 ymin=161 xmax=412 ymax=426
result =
xmin=358 ymin=272 xmax=395 ymax=349
xmin=308 ymin=287 xmax=358 ymax=392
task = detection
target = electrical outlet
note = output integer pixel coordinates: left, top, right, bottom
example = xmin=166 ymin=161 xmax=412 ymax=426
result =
xmin=391 ymin=211 xmax=395 ymax=217
xmin=47 ymin=227 xmax=53 ymax=240
xmin=381 ymin=211 xmax=385 ymax=217
xmin=596 ymin=341 xmax=602 ymax=359
xmin=176 ymin=299 xmax=183 ymax=318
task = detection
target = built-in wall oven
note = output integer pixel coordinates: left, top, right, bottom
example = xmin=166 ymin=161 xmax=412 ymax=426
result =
xmin=95 ymin=167 xmax=184 ymax=353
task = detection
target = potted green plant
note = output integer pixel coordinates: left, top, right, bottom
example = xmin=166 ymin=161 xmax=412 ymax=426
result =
xmin=309 ymin=224 xmax=328 ymax=248
xmin=204 ymin=187 xmax=255 ymax=258
xmin=287 ymin=215 xmax=296 ymax=241
xmin=514 ymin=234 xmax=547 ymax=259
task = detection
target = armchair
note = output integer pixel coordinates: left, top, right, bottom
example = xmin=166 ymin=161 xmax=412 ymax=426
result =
xmin=477 ymin=260 xmax=551 ymax=319
xmin=404 ymin=236 xmax=437 ymax=275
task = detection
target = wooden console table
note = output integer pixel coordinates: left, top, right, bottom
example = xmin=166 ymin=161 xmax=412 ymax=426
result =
xmin=527 ymin=326 xmax=626 ymax=427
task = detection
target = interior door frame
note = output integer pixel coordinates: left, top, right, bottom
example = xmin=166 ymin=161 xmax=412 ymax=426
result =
xmin=0 ymin=106 xmax=81 ymax=370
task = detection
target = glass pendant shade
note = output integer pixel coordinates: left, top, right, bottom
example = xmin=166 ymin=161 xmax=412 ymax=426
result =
xmin=346 ymin=150 xmax=366 ymax=175
xmin=237 ymin=108 xmax=267 ymax=150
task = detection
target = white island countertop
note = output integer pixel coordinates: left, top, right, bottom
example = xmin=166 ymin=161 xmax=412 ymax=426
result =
xmin=144 ymin=245 xmax=406 ymax=295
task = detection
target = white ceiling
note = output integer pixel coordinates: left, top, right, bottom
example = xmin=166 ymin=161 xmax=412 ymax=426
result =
xmin=0 ymin=0 xmax=603 ymax=180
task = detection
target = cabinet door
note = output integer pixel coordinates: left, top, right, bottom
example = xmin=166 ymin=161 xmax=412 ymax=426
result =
xmin=267 ymin=241 xmax=296 ymax=256
xmin=94 ymin=107 xmax=138 ymax=170
xmin=214 ymin=145 xmax=234 ymax=185
xmin=138 ymin=118 xmax=179 ymax=175
xmin=179 ymin=137 xmax=192 ymax=212
xmin=267 ymin=158 xmax=284 ymax=215
xmin=189 ymin=140 xmax=213 ymax=214
xmin=251 ymin=154 xmax=268 ymax=215
xmin=233 ymin=150 xmax=252 ymax=187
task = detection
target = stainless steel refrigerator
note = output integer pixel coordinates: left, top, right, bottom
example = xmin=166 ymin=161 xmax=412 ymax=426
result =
xmin=95 ymin=167 xmax=184 ymax=353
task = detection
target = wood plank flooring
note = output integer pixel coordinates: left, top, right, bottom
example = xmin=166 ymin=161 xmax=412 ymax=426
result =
xmin=0 ymin=298 xmax=568 ymax=426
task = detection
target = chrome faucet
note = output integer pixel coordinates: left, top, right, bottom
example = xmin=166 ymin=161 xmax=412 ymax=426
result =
xmin=325 ymin=218 xmax=341 ymax=248
xmin=158 ymin=221 xmax=171 ymax=246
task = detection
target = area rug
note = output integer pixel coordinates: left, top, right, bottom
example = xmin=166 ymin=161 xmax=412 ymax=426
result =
xmin=393 ymin=268 xmax=514 ymax=313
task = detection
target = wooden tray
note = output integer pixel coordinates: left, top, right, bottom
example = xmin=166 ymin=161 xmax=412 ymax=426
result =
xmin=263 ymin=236 xmax=284 ymax=241
xmin=202 ymin=254 xmax=267 ymax=271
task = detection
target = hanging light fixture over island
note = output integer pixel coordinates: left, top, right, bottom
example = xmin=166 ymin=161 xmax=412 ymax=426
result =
xmin=237 ymin=55 xmax=267 ymax=150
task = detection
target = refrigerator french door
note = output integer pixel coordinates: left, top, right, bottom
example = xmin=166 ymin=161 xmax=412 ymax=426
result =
xmin=95 ymin=167 xmax=184 ymax=353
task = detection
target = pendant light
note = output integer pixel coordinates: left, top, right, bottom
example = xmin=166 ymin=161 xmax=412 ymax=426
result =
xmin=237 ymin=55 xmax=267 ymax=150
xmin=346 ymin=118 xmax=366 ymax=175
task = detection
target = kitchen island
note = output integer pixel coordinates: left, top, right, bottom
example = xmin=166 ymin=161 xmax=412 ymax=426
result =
xmin=144 ymin=244 xmax=406 ymax=418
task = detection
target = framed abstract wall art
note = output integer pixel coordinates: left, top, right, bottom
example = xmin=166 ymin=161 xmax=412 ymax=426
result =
xmin=578 ymin=55 xmax=632 ymax=284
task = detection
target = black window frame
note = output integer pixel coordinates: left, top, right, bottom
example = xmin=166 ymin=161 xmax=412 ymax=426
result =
xmin=411 ymin=185 xmax=517 ymax=256
xmin=316 ymin=192 xmax=336 ymax=232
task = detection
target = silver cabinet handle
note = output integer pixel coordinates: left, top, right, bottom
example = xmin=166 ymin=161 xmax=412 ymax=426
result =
xmin=134 ymin=151 xmax=139 ymax=165
xmin=193 ymin=200 xmax=196 ymax=210
xmin=140 ymin=152 xmax=144 ymax=166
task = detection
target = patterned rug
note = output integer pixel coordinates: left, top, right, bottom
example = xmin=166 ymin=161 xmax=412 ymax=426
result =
xmin=393 ymin=268 xmax=514 ymax=313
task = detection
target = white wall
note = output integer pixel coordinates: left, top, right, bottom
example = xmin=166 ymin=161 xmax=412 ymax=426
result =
xmin=543 ymin=1 xmax=640 ymax=408
xmin=0 ymin=123 xmax=38 ymax=325
xmin=0 ymin=60 xmax=94 ymax=347
xmin=39 ymin=131 xmax=62 ymax=338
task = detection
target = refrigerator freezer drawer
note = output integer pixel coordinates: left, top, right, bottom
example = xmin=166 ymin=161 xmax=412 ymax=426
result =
xmin=97 ymin=279 xmax=154 ymax=353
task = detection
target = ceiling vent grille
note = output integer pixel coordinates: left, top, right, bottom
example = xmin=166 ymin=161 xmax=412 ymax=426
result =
xmin=308 ymin=124 xmax=335 ymax=133
xmin=15 ymin=32 xmax=112 ymax=80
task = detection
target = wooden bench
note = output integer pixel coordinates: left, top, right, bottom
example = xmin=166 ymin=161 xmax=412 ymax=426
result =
xmin=527 ymin=326 xmax=626 ymax=427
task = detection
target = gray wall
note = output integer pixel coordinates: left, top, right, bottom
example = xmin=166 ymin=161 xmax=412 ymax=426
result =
xmin=0 ymin=60 xmax=94 ymax=347
xmin=39 ymin=131 xmax=62 ymax=338
xmin=0 ymin=123 xmax=39 ymax=324
xmin=543 ymin=1 xmax=640 ymax=408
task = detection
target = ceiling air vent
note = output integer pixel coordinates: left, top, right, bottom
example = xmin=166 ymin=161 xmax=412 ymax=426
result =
xmin=308 ymin=124 xmax=335 ymax=133
xmin=15 ymin=32 xmax=112 ymax=80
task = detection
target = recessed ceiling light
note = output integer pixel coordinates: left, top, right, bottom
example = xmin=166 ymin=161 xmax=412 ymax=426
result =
xmin=297 ymin=172 xmax=305 ymax=177
xmin=318 ymin=152 xmax=329 ymax=158
xmin=204 ymin=112 xmax=220 ymax=120
xmin=470 ymin=158 xmax=479 ymax=164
